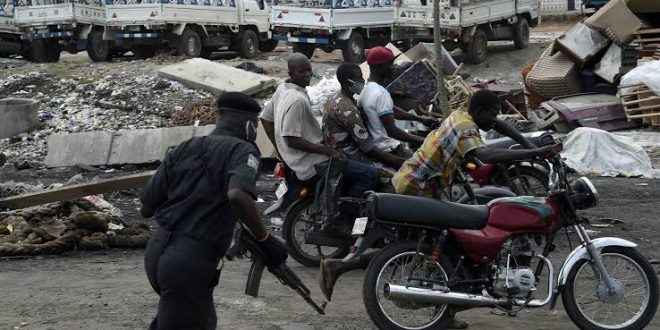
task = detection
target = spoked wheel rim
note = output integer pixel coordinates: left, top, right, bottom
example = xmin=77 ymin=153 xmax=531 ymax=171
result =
xmin=375 ymin=251 xmax=448 ymax=330
xmin=509 ymin=174 xmax=547 ymax=196
xmin=291 ymin=206 xmax=344 ymax=261
xmin=572 ymin=253 xmax=651 ymax=329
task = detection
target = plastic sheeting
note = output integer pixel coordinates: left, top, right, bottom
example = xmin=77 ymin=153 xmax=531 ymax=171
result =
xmin=619 ymin=60 xmax=660 ymax=96
xmin=306 ymin=77 xmax=340 ymax=116
xmin=561 ymin=127 xmax=659 ymax=179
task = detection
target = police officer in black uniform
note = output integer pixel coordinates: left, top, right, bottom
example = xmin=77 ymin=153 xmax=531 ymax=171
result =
xmin=141 ymin=92 xmax=289 ymax=330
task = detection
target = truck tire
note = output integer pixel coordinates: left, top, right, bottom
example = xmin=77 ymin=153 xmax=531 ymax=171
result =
xmin=513 ymin=17 xmax=530 ymax=50
xmin=466 ymin=28 xmax=488 ymax=64
xmin=292 ymin=43 xmax=315 ymax=59
xmin=87 ymin=30 xmax=112 ymax=62
xmin=238 ymin=29 xmax=258 ymax=59
xmin=258 ymin=39 xmax=279 ymax=52
xmin=180 ymin=28 xmax=202 ymax=58
xmin=29 ymin=39 xmax=60 ymax=63
xmin=132 ymin=45 xmax=155 ymax=60
xmin=342 ymin=31 xmax=365 ymax=63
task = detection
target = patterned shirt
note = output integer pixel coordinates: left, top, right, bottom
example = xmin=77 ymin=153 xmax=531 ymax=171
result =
xmin=322 ymin=91 xmax=374 ymax=163
xmin=392 ymin=110 xmax=485 ymax=197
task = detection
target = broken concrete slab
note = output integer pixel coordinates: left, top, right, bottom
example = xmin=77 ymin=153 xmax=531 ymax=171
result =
xmin=107 ymin=126 xmax=196 ymax=165
xmin=45 ymin=124 xmax=276 ymax=168
xmin=45 ymin=131 xmax=113 ymax=168
xmin=158 ymin=58 xmax=279 ymax=96
xmin=0 ymin=171 xmax=155 ymax=210
xmin=0 ymin=98 xmax=40 ymax=139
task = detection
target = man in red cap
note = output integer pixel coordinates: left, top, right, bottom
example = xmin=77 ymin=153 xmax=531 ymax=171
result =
xmin=357 ymin=46 xmax=436 ymax=159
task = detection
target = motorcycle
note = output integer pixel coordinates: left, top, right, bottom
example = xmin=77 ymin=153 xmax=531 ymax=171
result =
xmin=347 ymin=155 xmax=658 ymax=330
xmin=279 ymin=160 xmax=516 ymax=267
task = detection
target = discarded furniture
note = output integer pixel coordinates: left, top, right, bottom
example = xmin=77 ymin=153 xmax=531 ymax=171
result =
xmin=555 ymin=22 xmax=610 ymax=67
xmin=526 ymin=44 xmax=582 ymax=100
xmin=530 ymin=93 xmax=641 ymax=133
xmin=585 ymin=0 xmax=644 ymax=46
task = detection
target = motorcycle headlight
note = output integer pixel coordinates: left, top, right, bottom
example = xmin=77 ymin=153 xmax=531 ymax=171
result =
xmin=569 ymin=177 xmax=599 ymax=210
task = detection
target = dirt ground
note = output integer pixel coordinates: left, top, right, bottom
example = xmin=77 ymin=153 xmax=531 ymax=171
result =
xmin=2 ymin=22 xmax=660 ymax=329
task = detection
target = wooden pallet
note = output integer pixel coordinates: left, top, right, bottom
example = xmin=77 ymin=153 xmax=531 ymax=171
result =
xmin=634 ymin=28 xmax=660 ymax=48
xmin=618 ymin=83 xmax=660 ymax=127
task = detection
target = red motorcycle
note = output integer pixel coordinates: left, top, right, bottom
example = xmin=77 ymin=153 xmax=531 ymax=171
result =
xmin=348 ymin=155 xmax=658 ymax=330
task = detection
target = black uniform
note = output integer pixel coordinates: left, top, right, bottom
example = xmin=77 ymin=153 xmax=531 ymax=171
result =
xmin=142 ymin=128 xmax=261 ymax=330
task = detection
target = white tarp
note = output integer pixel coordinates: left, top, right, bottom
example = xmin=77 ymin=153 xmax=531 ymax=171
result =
xmin=561 ymin=127 xmax=659 ymax=179
xmin=619 ymin=60 xmax=660 ymax=95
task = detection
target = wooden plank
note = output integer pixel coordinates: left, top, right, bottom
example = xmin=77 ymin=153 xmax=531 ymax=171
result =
xmin=0 ymin=171 xmax=156 ymax=210
xmin=635 ymin=28 xmax=660 ymax=34
xmin=625 ymin=112 xmax=660 ymax=119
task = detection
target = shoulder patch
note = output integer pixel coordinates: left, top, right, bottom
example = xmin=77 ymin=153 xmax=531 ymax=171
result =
xmin=247 ymin=154 xmax=260 ymax=171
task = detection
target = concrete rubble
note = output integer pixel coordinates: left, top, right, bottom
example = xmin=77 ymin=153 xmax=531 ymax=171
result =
xmin=158 ymin=58 xmax=280 ymax=96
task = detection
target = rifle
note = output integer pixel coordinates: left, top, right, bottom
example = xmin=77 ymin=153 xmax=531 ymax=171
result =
xmin=225 ymin=224 xmax=327 ymax=315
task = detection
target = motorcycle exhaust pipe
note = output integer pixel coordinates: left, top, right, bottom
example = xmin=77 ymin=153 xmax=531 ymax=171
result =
xmin=384 ymin=284 xmax=501 ymax=307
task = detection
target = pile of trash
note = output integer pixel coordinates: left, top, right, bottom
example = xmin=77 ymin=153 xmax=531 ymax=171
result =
xmin=0 ymin=61 xmax=211 ymax=165
xmin=0 ymin=185 xmax=149 ymax=257
xmin=523 ymin=0 xmax=660 ymax=132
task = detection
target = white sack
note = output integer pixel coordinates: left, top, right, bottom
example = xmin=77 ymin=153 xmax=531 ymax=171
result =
xmin=561 ymin=127 xmax=658 ymax=178
xmin=619 ymin=60 xmax=660 ymax=95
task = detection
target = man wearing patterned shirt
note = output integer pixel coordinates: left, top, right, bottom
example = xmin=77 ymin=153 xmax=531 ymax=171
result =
xmin=393 ymin=90 xmax=562 ymax=198
xmin=322 ymin=62 xmax=404 ymax=170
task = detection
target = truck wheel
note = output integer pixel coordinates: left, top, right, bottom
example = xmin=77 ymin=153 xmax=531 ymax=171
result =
xmin=258 ymin=39 xmax=279 ymax=53
xmin=342 ymin=31 xmax=365 ymax=63
xmin=29 ymin=39 xmax=59 ymax=63
xmin=180 ymin=28 xmax=202 ymax=58
xmin=292 ymin=43 xmax=315 ymax=59
xmin=132 ymin=45 xmax=155 ymax=60
xmin=467 ymin=28 xmax=488 ymax=64
xmin=513 ymin=17 xmax=530 ymax=50
xmin=238 ymin=29 xmax=258 ymax=59
xmin=87 ymin=30 xmax=112 ymax=62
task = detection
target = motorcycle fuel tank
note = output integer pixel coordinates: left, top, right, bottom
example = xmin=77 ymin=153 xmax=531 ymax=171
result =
xmin=451 ymin=197 xmax=559 ymax=263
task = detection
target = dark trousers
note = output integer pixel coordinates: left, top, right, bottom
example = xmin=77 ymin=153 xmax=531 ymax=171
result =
xmin=340 ymin=159 xmax=380 ymax=198
xmin=144 ymin=226 xmax=222 ymax=330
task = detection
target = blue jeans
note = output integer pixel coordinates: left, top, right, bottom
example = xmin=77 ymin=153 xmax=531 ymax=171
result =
xmin=340 ymin=159 xmax=380 ymax=198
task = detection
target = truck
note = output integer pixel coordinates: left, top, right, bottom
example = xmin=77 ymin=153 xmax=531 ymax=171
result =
xmin=75 ymin=0 xmax=277 ymax=62
xmin=393 ymin=0 xmax=540 ymax=63
xmin=0 ymin=0 xmax=26 ymax=58
xmin=12 ymin=0 xmax=81 ymax=62
xmin=270 ymin=0 xmax=395 ymax=62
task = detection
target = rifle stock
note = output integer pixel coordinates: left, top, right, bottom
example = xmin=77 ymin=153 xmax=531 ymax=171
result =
xmin=245 ymin=256 xmax=265 ymax=297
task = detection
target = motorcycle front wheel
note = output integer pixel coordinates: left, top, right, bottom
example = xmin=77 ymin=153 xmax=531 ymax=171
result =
xmin=363 ymin=241 xmax=454 ymax=330
xmin=282 ymin=199 xmax=348 ymax=267
xmin=562 ymin=246 xmax=659 ymax=330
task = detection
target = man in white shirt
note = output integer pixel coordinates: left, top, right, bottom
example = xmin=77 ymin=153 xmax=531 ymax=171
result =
xmin=358 ymin=46 xmax=437 ymax=159
xmin=261 ymin=53 xmax=379 ymax=199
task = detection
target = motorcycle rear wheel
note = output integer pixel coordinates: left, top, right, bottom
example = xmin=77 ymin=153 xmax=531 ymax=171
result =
xmin=282 ymin=199 xmax=348 ymax=267
xmin=504 ymin=166 xmax=549 ymax=196
xmin=363 ymin=241 xmax=454 ymax=330
xmin=562 ymin=246 xmax=659 ymax=330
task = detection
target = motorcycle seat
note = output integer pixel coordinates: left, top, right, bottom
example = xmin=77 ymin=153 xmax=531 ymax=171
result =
xmin=370 ymin=193 xmax=489 ymax=230
xmin=485 ymin=131 xmax=555 ymax=150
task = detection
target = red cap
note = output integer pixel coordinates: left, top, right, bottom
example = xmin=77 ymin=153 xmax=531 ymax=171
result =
xmin=366 ymin=46 xmax=395 ymax=65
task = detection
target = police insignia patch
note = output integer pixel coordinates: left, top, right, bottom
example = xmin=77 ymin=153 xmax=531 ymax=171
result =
xmin=247 ymin=154 xmax=260 ymax=171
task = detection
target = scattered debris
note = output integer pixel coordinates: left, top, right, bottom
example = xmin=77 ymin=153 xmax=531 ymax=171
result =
xmin=236 ymin=62 xmax=267 ymax=74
